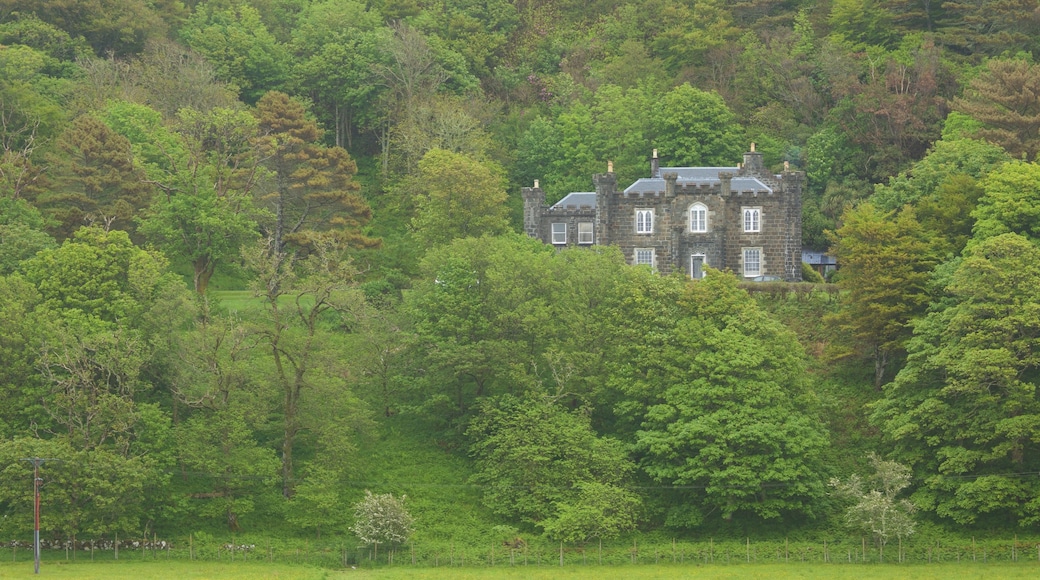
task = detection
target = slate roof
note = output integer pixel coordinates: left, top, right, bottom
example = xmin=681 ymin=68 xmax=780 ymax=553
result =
xmin=550 ymin=192 xmax=597 ymax=209
xmin=801 ymin=250 xmax=837 ymax=266
xmin=624 ymin=166 xmax=773 ymax=194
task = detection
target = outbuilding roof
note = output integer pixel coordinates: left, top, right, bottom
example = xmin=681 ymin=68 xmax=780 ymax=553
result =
xmin=550 ymin=192 xmax=597 ymax=209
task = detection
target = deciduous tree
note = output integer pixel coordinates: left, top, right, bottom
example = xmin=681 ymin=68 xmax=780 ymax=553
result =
xmin=827 ymin=203 xmax=936 ymax=387
xmin=612 ymin=271 xmax=828 ymax=525
xmin=468 ymin=394 xmax=634 ymax=528
xmin=410 ymin=149 xmax=510 ymax=247
xmin=872 ymin=233 xmax=1040 ymax=525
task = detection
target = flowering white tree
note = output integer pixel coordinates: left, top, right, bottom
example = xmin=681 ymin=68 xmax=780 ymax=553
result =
xmin=830 ymin=453 xmax=916 ymax=562
xmin=350 ymin=490 xmax=414 ymax=559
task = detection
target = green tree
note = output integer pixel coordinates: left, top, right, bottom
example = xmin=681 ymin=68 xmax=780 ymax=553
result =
xmin=22 ymin=227 xmax=179 ymax=328
xmin=34 ymin=115 xmax=153 ymax=240
xmin=0 ymin=274 xmax=49 ymax=439
xmin=410 ymin=149 xmax=510 ymax=247
xmin=612 ymin=271 xmax=828 ymax=525
xmin=180 ymin=1 xmax=290 ymax=103
xmin=827 ymin=203 xmax=936 ymax=387
xmin=11 ymin=228 xmax=188 ymax=538
xmin=0 ymin=198 xmax=55 ymax=274
xmin=169 ymin=312 xmax=278 ymax=531
xmin=649 ymin=83 xmax=745 ymax=167
xmin=0 ymin=44 xmax=67 ymax=201
xmin=139 ymin=107 xmax=263 ymax=293
xmin=872 ymin=233 xmax=1040 ymax=525
xmin=287 ymin=465 xmax=345 ymax=539
xmin=468 ymin=394 xmax=635 ymax=528
xmin=542 ymin=481 xmax=641 ymax=546
xmin=247 ymin=237 xmax=373 ymax=498
xmin=289 ymin=0 xmax=389 ymax=149
xmin=651 ymin=0 xmax=739 ymax=74
xmin=407 ymin=234 xmax=558 ymax=423
xmin=829 ymin=0 xmax=898 ymax=48
xmin=972 ymin=160 xmax=1040 ymax=244
xmin=871 ymin=137 xmax=1009 ymax=211
xmin=0 ymin=0 xmax=166 ymax=55
xmin=939 ymin=0 xmax=1040 ymax=55
xmin=0 ymin=437 xmax=163 ymax=541
xmin=953 ymin=58 xmax=1040 ymax=161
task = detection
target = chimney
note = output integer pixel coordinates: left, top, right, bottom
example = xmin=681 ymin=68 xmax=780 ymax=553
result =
xmin=651 ymin=149 xmax=659 ymax=178
xmin=719 ymin=171 xmax=733 ymax=196
xmin=522 ymin=181 xmax=546 ymax=239
xmin=664 ymin=172 xmax=677 ymax=198
xmin=741 ymin=143 xmax=764 ymax=176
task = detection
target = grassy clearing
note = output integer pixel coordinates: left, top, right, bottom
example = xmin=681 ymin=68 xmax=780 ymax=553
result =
xmin=347 ymin=563 xmax=1040 ymax=579
xmin=2 ymin=561 xmax=1039 ymax=580
xmin=0 ymin=560 xmax=327 ymax=579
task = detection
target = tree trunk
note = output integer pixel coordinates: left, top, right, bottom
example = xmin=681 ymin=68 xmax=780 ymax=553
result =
xmin=193 ymin=255 xmax=215 ymax=295
xmin=873 ymin=345 xmax=887 ymax=389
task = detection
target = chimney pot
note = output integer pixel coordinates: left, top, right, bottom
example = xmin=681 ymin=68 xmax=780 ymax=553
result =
xmin=534 ymin=179 xmax=540 ymax=188
xmin=608 ymin=160 xmax=614 ymax=173
xmin=750 ymin=142 xmax=756 ymax=152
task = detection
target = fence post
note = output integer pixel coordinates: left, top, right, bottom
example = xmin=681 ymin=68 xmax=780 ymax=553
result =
xmin=559 ymin=541 xmax=563 ymax=567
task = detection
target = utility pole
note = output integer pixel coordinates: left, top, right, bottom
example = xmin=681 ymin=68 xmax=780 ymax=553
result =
xmin=21 ymin=458 xmax=59 ymax=575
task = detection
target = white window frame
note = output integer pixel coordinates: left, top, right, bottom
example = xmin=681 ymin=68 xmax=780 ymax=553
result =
xmin=743 ymin=207 xmax=761 ymax=233
xmin=577 ymin=222 xmax=594 ymax=244
xmin=689 ymin=203 xmax=708 ymax=233
xmin=743 ymin=247 xmax=762 ymax=277
xmin=635 ymin=209 xmax=654 ymax=234
xmin=551 ymin=222 xmax=567 ymax=245
xmin=634 ymin=248 xmax=655 ymax=267
xmin=690 ymin=254 xmax=706 ymax=279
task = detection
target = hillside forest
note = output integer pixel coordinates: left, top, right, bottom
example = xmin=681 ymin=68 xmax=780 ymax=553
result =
xmin=3 ymin=0 xmax=1040 ymax=549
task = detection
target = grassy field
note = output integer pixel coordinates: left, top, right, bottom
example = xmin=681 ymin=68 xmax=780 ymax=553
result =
xmin=1 ymin=561 xmax=1038 ymax=579
xmin=0 ymin=560 xmax=327 ymax=579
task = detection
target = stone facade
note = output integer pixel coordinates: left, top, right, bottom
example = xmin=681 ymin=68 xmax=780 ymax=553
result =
xmin=523 ymin=148 xmax=804 ymax=281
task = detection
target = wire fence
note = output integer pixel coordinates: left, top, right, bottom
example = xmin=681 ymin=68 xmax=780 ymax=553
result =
xmin=5 ymin=536 xmax=1040 ymax=569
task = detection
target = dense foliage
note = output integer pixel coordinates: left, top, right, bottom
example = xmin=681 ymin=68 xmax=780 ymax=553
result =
xmin=2 ymin=0 xmax=1040 ymax=548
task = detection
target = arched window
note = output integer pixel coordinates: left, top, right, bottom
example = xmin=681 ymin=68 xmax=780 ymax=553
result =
xmin=635 ymin=209 xmax=653 ymax=233
xmin=689 ymin=203 xmax=708 ymax=232
xmin=743 ymin=208 xmax=761 ymax=233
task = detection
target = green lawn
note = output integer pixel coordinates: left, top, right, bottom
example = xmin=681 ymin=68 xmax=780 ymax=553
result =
xmin=0 ymin=560 xmax=327 ymax=579
xmin=1 ymin=561 xmax=1038 ymax=579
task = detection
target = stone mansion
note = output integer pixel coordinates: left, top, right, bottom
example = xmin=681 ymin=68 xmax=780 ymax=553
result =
xmin=522 ymin=147 xmax=804 ymax=281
